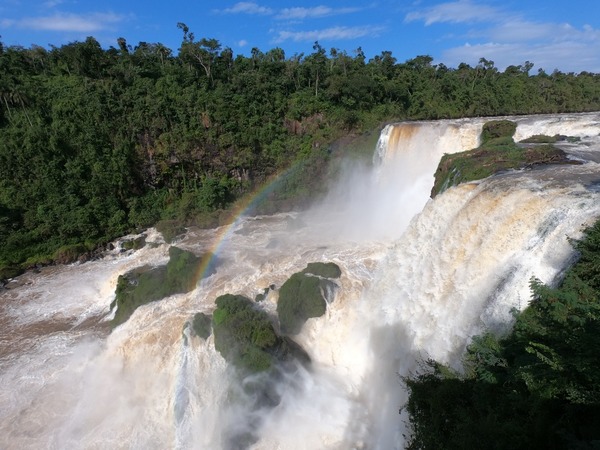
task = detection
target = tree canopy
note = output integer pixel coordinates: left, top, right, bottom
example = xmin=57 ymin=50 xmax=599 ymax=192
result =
xmin=1 ymin=29 xmax=600 ymax=276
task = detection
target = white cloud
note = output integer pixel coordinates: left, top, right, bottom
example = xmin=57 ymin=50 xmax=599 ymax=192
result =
xmin=405 ymin=0 xmax=501 ymax=25
xmin=277 ymin=6 xmax=361 ymax=20
xmin=273 ymin=25 xmax=385 ymax=43
xmin=238 ymin=39 xmax=248 ymax=47
xmin=441 ymin=39 xmax=600 ymax=73
xmin=16 ymin=12 xmax=124 ymax=32
xmin=222 ymin=2 xmax=273 ymax=15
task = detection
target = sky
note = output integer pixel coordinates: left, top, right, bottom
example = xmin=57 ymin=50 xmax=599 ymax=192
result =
xmin=1 ymin=0 xmax=599 ymax=73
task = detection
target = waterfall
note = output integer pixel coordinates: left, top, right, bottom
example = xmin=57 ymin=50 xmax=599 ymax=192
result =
xmin=1 ymin=113 xmax=599 ymax=449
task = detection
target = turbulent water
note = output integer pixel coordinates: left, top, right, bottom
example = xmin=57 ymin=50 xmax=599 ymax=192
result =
xmin=1 ymin=112 xmax=600 ymax=449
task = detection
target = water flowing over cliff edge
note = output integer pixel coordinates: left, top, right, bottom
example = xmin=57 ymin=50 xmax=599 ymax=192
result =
xmin=1 ymin=113 xmax=599 ymax=449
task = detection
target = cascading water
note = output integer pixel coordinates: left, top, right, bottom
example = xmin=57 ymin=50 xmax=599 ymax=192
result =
xmin=1 ymin=112 xmax=599 ymax=449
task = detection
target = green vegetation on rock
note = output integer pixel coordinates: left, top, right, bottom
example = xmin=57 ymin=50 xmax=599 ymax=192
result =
xmin=404 ymin=219 xmax=600 ymax=449
xmin=191 ymin=312 xmax=212 ymax=339
xmin=520 ymin=134 xmax=558 ymax=144
xmin=277 ymin=263 xmax=340 ymax=335
xmin=122 ymin=236 xmax=146 ymax=251
xmin=480 ymin=120 xmax=517 ymax=144
xmin=111 ymin=246 xmax=213 ymax=325
xmin=302 ymin=262 xmax=342 ymax=279
xmin=520 ymin=134 xmax=581 ymax=144
xmin=212 ymin=294 xmax=310 ymax=373
xmin=431 ymin=121 xmax=572 ymax=197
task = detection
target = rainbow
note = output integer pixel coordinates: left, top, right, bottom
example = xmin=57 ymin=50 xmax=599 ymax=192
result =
xmin=192 ymin=164 xmax=302 ymax=285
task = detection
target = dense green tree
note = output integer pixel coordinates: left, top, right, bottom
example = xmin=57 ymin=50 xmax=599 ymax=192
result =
xmin=1 ymin=28 xmax=600 ymax=274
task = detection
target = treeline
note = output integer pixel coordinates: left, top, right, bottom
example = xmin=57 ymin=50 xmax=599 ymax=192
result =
xmin=405 ymin=221 xmax=600 ymax=449
xmin=1 ymin=27 xmax=600 ymax=275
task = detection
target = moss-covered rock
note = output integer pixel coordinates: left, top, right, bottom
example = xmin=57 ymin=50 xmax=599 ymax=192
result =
xmin=431 ymin=121 xmax=574 ymax=198
xmin=519 ymin=134 xmax=558 ymax=144
xmin=212 ymin=294 xmax=310 ymax=373
xmin=480 ymin=120 xmax=517 ymax=144
xmin=52 ymin=243 xmax=90 ymax=264
xmin=111 ymin=246 xmax=215 ymax=326
xmin=277 ymin=262 xmax=340 ymax=335
xmin=192 ymin=312 xmax=212 ymax=339
xmin=519 ymin=134 xmax=581 ymax=144
xmin=122 ymin=235 xmax=146 ymax=251
xmin=302 ymin=262 xmax=342 ymax=279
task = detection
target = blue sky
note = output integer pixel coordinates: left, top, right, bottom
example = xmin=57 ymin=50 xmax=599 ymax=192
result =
xmin=1 ymin=0 xmax=599 ymax=73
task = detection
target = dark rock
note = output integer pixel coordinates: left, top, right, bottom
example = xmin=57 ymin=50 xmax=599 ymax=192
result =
xmin=192 ymin=312 xmax=212 ymax=339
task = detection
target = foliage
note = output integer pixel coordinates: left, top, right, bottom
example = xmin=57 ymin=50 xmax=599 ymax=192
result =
xmin=1 ymin=33 xmax=600 ymax=275
xmin=111 ymin=246 xmax=212 ymax=325
xmin=480 ymin=119 xmax=517 ymax=143
xmin=404 ymin=220 xmax=600 ymax=449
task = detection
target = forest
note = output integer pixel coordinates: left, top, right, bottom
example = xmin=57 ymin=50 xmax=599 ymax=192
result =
xmin=1 ymin=25 xmax=600 ymax=277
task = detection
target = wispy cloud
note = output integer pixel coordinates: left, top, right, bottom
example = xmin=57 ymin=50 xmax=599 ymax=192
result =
xmin=273 ymin=25 xmax=385 ymax=43
xmin=43 ymin=0 xmax=66 ymax=8
xmin=443 ymin=32 xmax=600 ymax=73
xmin=277 ymin=6 xmax=361 ymax=20
xmin=7 ymin=12 xmax=125 ymax=32
xmin=221 ymin=2 xmax=273 ymax=15
xmin=405 ymin=0 xmax=501 ymax=25
xmin=488 ymin=20 xmax=600 ymax=44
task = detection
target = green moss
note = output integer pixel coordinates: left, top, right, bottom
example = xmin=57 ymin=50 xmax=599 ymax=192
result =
xmin=112 ymin=246 xmax=214 ymax=326
xmin=519 ymin=134 xmax=558 ymax=144
xmin=431 ymin=121 xmax=571 ymax=197
xmin=302 ymin=262 xmax=342 ymax=279
xmin=480 ymin=120 xmax=517 ymax=143
xmin=277 ymin=272 xmax=328 ymax=335
xmin=520 ymin=134 xmax=581 ymax=144
xmin=212 ymin=294 xmax=307 ymax=373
